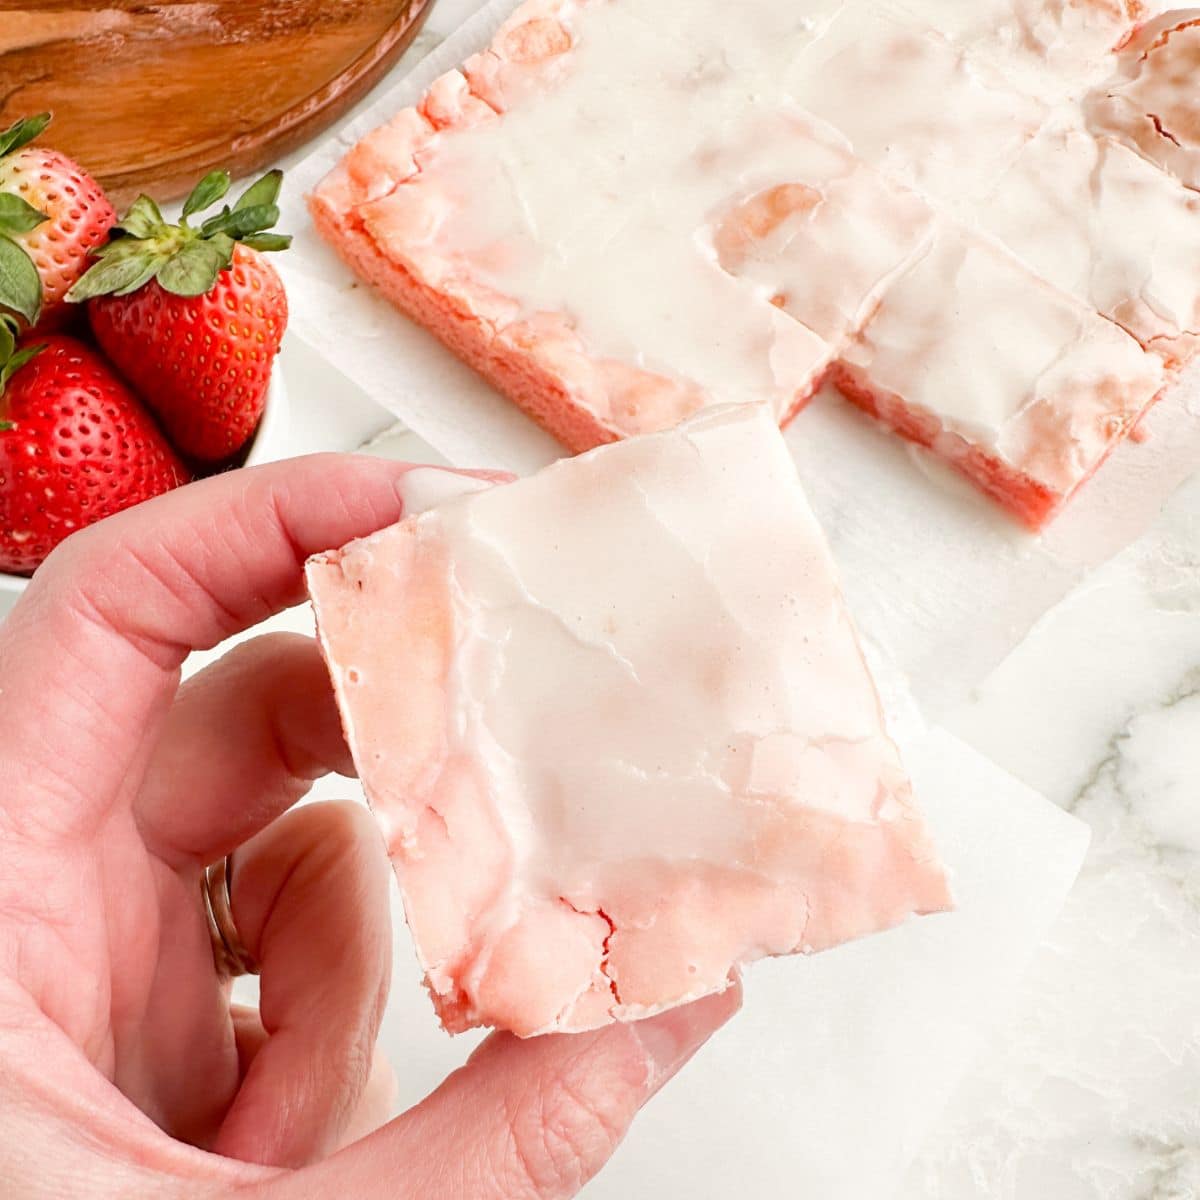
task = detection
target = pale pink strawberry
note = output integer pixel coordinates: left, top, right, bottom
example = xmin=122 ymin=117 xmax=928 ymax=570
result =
xmin=0 ymin=113 xmax=117 ymax=332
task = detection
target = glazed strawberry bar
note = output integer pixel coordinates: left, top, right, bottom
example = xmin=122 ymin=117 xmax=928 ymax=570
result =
xmin=978 ymin=122 xmax=1200 ymax=369
xmin=1085 ymin=10 xmax=1200 ymax=191
xmin=307 ymin=406 xmax=952 ymax=1037
xmin=831 ymin=220 xmax=1165 ymax=529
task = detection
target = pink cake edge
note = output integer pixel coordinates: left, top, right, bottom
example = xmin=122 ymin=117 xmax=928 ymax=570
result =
xmin=306 ymin=543 xmax=488 ymax=1035
xmin=828 ymin=361 xmax=1166 ymax=531
xmin=308 ymin=191 xmax=625 ymax=456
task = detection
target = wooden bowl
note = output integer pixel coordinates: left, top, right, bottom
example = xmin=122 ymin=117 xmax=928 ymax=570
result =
xmin=0 ymin=0 xmax=436 ymax=207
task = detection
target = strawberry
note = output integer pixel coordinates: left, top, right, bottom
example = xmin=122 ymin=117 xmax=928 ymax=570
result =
xmin=68 ymin=169 xmax=290 ymax=463
xmin=0 ymin=326 xmax=189 ymax=575
xmin=0 ymin=113 xmax=117 ymax=333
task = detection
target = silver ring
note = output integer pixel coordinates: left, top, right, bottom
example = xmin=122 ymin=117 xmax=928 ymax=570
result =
xmin=202 ymin=854 xmax=260 ymax=978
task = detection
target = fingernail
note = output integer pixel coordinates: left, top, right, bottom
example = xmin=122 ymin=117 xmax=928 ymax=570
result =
xmin=393 ymin=467 xmax=496 ymax=516
xmin=631 ymin=980 xmax=742 ymax=1098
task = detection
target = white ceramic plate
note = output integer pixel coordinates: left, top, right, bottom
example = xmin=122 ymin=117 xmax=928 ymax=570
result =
xmin=0 ymin=366 xmax=290 ymax=597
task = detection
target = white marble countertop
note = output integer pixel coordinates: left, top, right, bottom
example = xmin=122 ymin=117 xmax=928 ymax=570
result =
xmin=905 ymin=475 xmax=1200 ymax=1198
xmin=3 ymin=2 xmax=1198 ymax=1194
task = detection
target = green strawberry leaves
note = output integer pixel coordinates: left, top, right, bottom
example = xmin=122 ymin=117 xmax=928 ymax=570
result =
xmin=0 ymin=198 xmax=47 ymax=321
xmin=70 ymin=238 xmax=165 ymax=299
xmin=1 ymin=345 xmax=42 ymax=389
xmin=68 ymin=167 xmax=291 ymax=304
xmin=0 ymin=113 xmax=51 ymax=160
xmin=0 ymin=193 xmax=48 ymax=236
xmin=182 ymin=170 xmax=231 ymax=218
xmin=233 ymin=169 xmax=282 ymax=212
xmin=200 ymin=203 xmax=278 ymax=241
xmin=0 ymin=114 xmax=52 ymax=325
xmin=198 ymin=173 xmax=289 ymax=246
xmin=0 ymin=236 xmax=43 ymax=324
xmin=157 ymin=237 xmax=233 ymax=297
xmin=117 ymin=195 xmax=166 ymax=240
xmin=0 ymin=314 xmax=44 ymax=399
xmin=241 ymin=232 xmax=291 ymax=252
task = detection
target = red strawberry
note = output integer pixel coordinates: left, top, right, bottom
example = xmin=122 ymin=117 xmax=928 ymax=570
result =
xmin=0 ymin=329 xmax=189 ymax=575
xmin=69 ymin=169 xmax=290 ymax=463
xmin=0 ymin=113 xmax=117 ymax=333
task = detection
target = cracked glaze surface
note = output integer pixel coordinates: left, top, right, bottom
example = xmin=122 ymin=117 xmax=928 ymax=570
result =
xmin=307 ymin=406 xmax=950 ymax=1036
xmin=1085 ymin=10 xmax=1200 ymax=193
xmin=977 ymin=120 xmax=1200 ymax=368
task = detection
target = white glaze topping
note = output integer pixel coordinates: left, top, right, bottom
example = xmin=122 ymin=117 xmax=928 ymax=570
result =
xmin=413 ymin=405 xmax=909 ymax=901
xmin=784 ymin=4 xmax=1048 ymax=209
xmin=710 ymin=138 xmax=936 ymax=346
xmin=434 ymin=407 xmax=896 ymax=875
xmin=355 ymin=0 xmax=1049 ymax=425
xmin=321 ymin=0 xmax=1171 ymax=508
xmin=883 ymin=0 xmax=1136 ymax=97
xmin=361 ymin=0 xmax=853 ymax=421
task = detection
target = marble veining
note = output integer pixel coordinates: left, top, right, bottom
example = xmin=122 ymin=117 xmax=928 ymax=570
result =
xmin=906 ymin=475 xmax=1200 ymax=1198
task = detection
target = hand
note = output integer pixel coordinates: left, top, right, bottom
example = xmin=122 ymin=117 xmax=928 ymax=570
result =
xmin=0 ymin=455 xmax=740 ymax=1199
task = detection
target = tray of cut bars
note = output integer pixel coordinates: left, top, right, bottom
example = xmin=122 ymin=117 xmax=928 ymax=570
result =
xmin=278 ymin=0 xmax=1200 ymax=710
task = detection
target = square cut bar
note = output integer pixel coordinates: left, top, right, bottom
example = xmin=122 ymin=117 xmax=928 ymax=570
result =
xmin=1085 ymin=10 xmax=1200 ymax=192
xmin=978 ymin=123 xmax=1200 ymax=369
xmin=306 ymin=406 xmax=952 ymax=1038
xmin=309 ymin=0 xmax=848 ymax=453
xmin=832 ymin=221 xmax=1165 ymax=529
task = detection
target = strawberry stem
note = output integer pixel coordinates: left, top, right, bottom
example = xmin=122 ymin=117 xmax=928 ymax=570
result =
xmin=67 ymin=167 xmax=292 ymax=304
